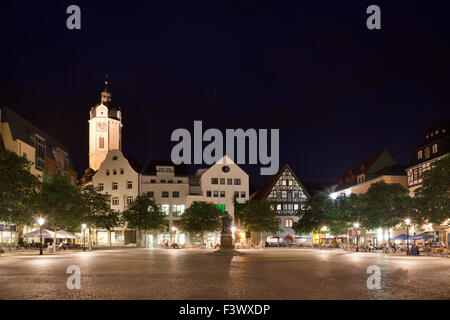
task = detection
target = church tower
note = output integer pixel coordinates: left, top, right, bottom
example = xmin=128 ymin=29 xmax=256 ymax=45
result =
xmin=88 ymin=81 xmax=122 ymax=171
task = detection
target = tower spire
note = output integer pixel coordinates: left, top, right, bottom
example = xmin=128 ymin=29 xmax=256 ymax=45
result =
xmin=101 ymin=74 xmax=111 ymax=104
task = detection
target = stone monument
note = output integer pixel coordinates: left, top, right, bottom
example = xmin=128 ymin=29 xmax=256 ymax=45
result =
xmin=219 ymin=213 xmax=234 ymax=251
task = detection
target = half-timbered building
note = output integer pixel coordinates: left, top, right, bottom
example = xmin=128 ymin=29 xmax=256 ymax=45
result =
xmin=252 ymin=164 xmax=311 ymax=245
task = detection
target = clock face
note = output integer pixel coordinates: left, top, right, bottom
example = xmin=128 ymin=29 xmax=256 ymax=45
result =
xmin=96 ymin=121 xmax=107 ymax=132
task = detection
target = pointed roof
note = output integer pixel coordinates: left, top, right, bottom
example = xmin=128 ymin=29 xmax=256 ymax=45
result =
xmin=252 ymin=164 xmax=310 ymax=200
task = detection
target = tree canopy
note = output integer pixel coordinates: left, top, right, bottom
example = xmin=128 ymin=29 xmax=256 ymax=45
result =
xmin=240 ymin=199 xmax=279 ymax=234
xmin=178 ymin=201 xmax=222 ymax=235
xmin=122 ymin=193 xmax=167 ymax=232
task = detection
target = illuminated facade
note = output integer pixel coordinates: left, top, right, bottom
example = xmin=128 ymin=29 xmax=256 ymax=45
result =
xmin=252 ymin=164 xmax=311 ymax=245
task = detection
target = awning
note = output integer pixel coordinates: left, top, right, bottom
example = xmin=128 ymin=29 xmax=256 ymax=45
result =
xmin=414 ymin=233 xmax=436 ymax=240
xmin=22 ymin=229 xmax=55 ymax=238
xmin=320 ymin=234 xmax=336 ymax=239
xmin=56 ymin=230 xmax=79 ymax=239
xmin=336 ymin=234 xmax=353 ymax=239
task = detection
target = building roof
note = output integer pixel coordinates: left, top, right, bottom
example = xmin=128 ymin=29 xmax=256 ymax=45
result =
xmin=141 ymin=159 xmax=188 ymax=176
xmin=252 ymin=164 xmax=311 ymax=200
xmin=0 ymin=107 xmax=75 ymax=170
xmin=408 ymin=120 xmax=450 ymax=167
xmin=334 ymin=150 xmax=398 ymax=192
xmin=125 ymin=156 xmax=143 ymax=174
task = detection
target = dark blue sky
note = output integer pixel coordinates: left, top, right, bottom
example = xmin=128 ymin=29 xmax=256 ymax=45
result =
xmin=1 ymin=1 xmax=449 ymax=188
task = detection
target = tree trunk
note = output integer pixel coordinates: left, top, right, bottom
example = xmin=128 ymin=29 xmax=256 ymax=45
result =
xmin=88 ymin=228 xmax=92 ymax=250
xmin=260 ymin=232 xmax=263 ymax=249
xmin=53 ymin=227 xmax=57 ymax=253
xmin=346 ymin=230 xmax=350 ymax=251
xmin=136 ymin=228 xmax=140 ymax=248
xmin=107 ymin=230 xmax=111 ymax=246
xmin=387 ymin=229 xmax=391 ymax=249
xmin=202 ymin=231 xmax=206 ymax=249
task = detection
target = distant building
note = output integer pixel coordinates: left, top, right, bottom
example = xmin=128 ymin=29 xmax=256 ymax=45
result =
xmin=186 ymin=155 xmax=249 ymax=248
xmin=0 ymin=106 xmax=78 ymax=246
xmin=252 ymin=164 xmax=311 ymax=246
xmin=329 ymin=150 xmax=407 ymax=247
xmin=140 ymin=160 xmax=189 ymax=247
xmin=406 ymin=120 xmax=449 ymax=245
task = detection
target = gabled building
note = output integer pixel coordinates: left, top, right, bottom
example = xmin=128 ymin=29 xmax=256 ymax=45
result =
xmin=406 ymin=120 xmax=449 ymax=245
xmin=185 ymin=155 xmax=249 ymax=248
xmin=0 ymin=106 xmax=78 ymax=246
xmin=252 ymin=164 xmax=310 ymax=245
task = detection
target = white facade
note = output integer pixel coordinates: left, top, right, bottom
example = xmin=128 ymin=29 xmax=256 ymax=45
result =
xmin=186 ymin=155 xmax=249 ymax=224
xmin=92 ymin=149 xmax=140 ymax=213
xmin=89 ymin=90 xmax=122 ymax=171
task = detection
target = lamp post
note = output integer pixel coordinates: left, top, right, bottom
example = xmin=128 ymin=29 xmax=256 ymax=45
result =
xmin=354 ymin=223 xmax=360 ymax=252
xmin=405 ymin=218 xmax=411 ymax=255
xmin=81 ymin=224 xmax=87 ymax=251
xmin=37 ymin=218 xmax=45 ymax=255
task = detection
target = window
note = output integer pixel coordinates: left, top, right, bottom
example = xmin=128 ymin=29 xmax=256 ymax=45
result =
xmin=168 ymin=180 xmax=173 ymax=184
xmin=211 ymin=178 xmax=218 ymax=184
xmin=222 ymin=165 xmax=230 ymax=173
xmin=234 ymin=178 xmax=241 ymax=185
xmin=282 ymin=191 xmax=287 ymax=199
xmin=284 ymin=219 xmax=293 ymax=228
xmin=220 ymin=191 xmax=225 ymax=198
xmin=127 ymin=196 xmax=134 ymax=204
xmin=113 ymin=169 xmax=117 ymax=175
xmin=106 ymin=170 xmax=110 ymax=176
xmin=22 ymin=152 xmax=27 ymax=159
xmin=98 ymin=183 xmax=104 ymax=191
xmin=240 ymin=191 xmax=246 ymax=198
xmin=162 ymin=191 xmax=169 ymax=198
xmin=112 ymin=182 xmax=118 ymax=190
xmin=173 ymin=205 xmax=185 ymax=217
xmin=99 ymin=137 xmax=104 ymax=149
xmin=227 ymin=178 xmax=233 ymax=185
xmin=150 ymin=179 xmax=156 ymax=183
xmin=161 ymin=204 xmax=169 ymax=215
xmin=234 ymin=191 xmax=239 ymax=198
xmin=172 ymin=191 xmax=180 ymax=198
xmin=417 ymin=150 xmax=423 ymax=159
xmin=213 ymin=191 xmax=218 ymax=197
xmin=220 ymin=178 xmax=225 ymax=185
xmin=432 ymin=144 xmax=438 ymax=154
xmin=425 ymin=147 xmax=431 ymax=159
xmin=294 ymin=204 xmax=299 ymax=211
xmin=216 ymin=204 xmax=226 ymax=213
xmin=206 ymin=191 xmax=212 ymax=197
xmin=147 ymin=191 xmax=154 ymax=197
xmin=112 ymin=197 xmax=119 ymax=205
xmin=127 ymin=181 xmax=132 ymax=189
xmin=120 ymin=168 xmax=124 ymax=174
xmin=177 ymin=180 xmax=183 ymax=184
xmin=276 ymin=204 xmax=282 ymax=211
xmin=161 ymin=179 xmax=166 ymax=183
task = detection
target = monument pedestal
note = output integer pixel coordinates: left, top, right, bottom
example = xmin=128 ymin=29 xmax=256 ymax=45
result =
xmin=220 ymin=233 xmax=234 ymax=250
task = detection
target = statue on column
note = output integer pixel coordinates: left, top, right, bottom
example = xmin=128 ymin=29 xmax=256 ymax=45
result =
xmin=220 ymin=213 xmax=233 ymax=234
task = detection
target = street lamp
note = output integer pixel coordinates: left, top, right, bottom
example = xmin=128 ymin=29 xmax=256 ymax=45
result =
xmin=354 ymin=222 xmax=360 ymax=252
xmin=405 ymin=218 xmax=411 ymax=255
xmin=37 ymin=217 xmax=45 ymax=255
xmin=81 ymin=224 xmax=87 ymax=251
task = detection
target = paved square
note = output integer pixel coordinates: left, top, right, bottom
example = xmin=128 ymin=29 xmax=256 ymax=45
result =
xmin=0 ymin=248 xmax=448 ymax=299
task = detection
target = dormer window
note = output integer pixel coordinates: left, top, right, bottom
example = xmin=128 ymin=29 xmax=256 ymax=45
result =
xmin=432 ymin=144 xmax=438 ymax=154
xmin=424 ymin=147 xmax=431 ymax=159
xmin=417 ymin=150 xmax=423 ymax=159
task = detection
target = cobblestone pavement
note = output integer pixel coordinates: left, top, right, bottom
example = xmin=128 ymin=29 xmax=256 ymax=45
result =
xmin=0 ymin=248 xmax=448 ymax=300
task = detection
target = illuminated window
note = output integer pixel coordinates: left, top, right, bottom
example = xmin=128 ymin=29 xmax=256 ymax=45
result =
xmin=425 ymin=147 xmax=430 ymax=159
xmin=417 ymin=150 xmax=423 ymax=159
xmin=99 ymin=137 xmax=104 ymax=149
xmin=161 ymin=204 xmax=169 ymax=215
xmin=173 ymin=205 xmax=185 ymax=217
xmin=215 ymin=204 xmax=226 ymax=213
xmin=284 ymin=218 xmax=294 ymax=228
xmin=432 ymin=144 xmax=438 ymax=154
xmin=112 ymin=182 xmax=118 ymax=190
xmin=112 ymin=197 xmax=119 ymax=205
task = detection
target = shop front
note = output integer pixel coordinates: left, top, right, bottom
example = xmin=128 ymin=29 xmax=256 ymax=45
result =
xmin=0 ymin=224 xmax=18 ymax=247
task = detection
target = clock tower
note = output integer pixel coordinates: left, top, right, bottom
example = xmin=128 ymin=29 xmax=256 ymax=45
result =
xmin=88 ymin=82 xmax=122 ymax=171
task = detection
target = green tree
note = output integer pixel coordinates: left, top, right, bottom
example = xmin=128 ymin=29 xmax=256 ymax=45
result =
xmin=80 ymin=185 xmax=120 ymax=249
xmin=362 ymin=181 xmax=411 ymax=246
xmin=293 ymin=193 xmax=334 ymax=235
xmin=39 ymin=175 xmax=84 ymax=252
xmin=240 ymin=199 xmax=279 ymax=248
xmin=122 ymin=194 xmax=167 ymax=247
xmin=178 ymin=201 xmax=222 ymax=248
xmin=0 ymin=149 xmax=40 ymax=226
xmin=413 ymin=154 xmax=450 ymax=225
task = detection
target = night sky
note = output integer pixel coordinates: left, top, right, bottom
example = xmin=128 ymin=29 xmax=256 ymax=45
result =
xmin=1 ymin=1 xmax=449 ymax=188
